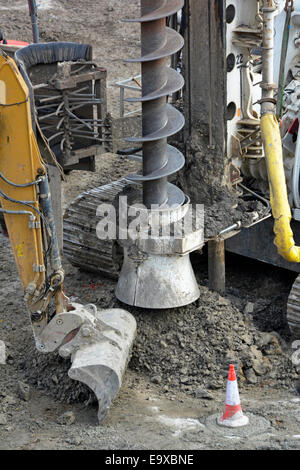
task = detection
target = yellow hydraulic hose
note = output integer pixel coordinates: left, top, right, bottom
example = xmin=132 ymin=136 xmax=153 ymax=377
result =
xmin=261 ymin=113 xmax=300 ymax=262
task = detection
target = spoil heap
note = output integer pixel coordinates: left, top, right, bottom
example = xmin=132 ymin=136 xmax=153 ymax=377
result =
xmin=20 ymin=280 xmax=298 ymax=403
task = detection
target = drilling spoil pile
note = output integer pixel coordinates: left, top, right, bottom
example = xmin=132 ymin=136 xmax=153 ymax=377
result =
xmin=6 ymin=250 xmax=296 ymax=404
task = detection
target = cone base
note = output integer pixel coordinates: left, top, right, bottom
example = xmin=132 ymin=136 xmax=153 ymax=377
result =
xmin=217 ymin=412 xmax=249 ymax=428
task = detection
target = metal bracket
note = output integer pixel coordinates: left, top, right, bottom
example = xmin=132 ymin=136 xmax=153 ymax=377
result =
xmin=35 ymin=310 xmax=86 ymax=353
xmin=29 ymin=220 xmax=41 ymax=229
xmin=33 ymin=263 xmax=45 ymax=272
xmin=293 ymin=208 xmax=300 ymax=221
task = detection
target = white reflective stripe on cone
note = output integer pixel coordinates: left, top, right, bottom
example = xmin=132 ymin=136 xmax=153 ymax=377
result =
xmin=225 ymin=379 xmax=241 ymax=407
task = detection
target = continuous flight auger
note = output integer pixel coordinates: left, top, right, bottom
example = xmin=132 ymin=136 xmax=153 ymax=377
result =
xmin=124 ymin=0 xmax=186 ymax=208
xmin=115 ymin=0 xmax=204 ymax=309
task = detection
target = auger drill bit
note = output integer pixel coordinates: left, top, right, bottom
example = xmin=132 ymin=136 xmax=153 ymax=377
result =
xmin=116 ymin=0 xmax=203 ymax=309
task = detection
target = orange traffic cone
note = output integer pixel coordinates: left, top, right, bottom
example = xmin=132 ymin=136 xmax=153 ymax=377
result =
xmin=217 ymin=364 xmax=249 ymax=428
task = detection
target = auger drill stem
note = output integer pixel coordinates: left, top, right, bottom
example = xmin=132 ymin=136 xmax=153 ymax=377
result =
xmin=123 ymin=0 xmax=185 ymax=210
xmin=141 ymin=5 xmax=168 ymax=208
xmin=116 ymin=0 xmax=202 ymax=309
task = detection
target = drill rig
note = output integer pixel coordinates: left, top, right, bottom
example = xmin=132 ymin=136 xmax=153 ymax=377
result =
xmin=180 ymin=0 xmax=300 ymax=336
xmin=64 ymin=0 xmax=300 ymax=337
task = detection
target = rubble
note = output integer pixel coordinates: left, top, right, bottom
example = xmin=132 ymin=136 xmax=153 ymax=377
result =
xmin=0 ymin=414 xmax=7 ymax=426
xmin=57 ymin=411 xmax=76 ymax=426
xmin=15 ymin=278 xmax=298 ymax=404
xmin=17 ymin=382 xmax=31 ymax=402
xmin=0 ymin=341 xmax=5 ymax=365
xmin=129 ymin=285 xmax=298 ymax=394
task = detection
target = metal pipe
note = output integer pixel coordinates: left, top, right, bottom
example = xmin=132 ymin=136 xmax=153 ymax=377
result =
xmin=27 ymin=0 xmax=39 ymax=43
xmin=293 ymin=131 xmax=300 ymax=207
xmin=276 ymin=4 xmax=292 ymax=118
xmin=218 ymin=223 xmax=241 ymax=238
xmin=208 ymin=240 xmax=225 ymax=295
xmin=261 ymin=0 xmax=277 ymax=116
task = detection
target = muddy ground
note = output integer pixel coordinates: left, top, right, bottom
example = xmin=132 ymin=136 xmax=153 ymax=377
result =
xmin=1 ymin=0 xmax=300 ymax=451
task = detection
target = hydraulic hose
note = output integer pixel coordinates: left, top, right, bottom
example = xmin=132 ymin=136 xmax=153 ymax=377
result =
xmin=261 ymin=113 xmax=300 ymax=262
xmin=259 ymin=1 xmax=300 ymax=263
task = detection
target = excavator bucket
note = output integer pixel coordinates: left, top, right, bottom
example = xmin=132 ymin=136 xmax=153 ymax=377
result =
xmin=63 ymin=308 xmax=136 ymax=422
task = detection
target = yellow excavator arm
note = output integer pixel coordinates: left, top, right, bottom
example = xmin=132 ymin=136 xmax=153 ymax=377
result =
xmin=0 ymin=50 xmax=136 ymax=424
xmin=0 ymin=51 xmax=65 ymax=320
xmin=0 ymin=52 xmax=48 ymax=307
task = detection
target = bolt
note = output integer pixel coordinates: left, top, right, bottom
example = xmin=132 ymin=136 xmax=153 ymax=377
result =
xmin=56 ymin=318 xmax=63 ymax=326
xmin=31 ymin=311 xmax=43 ymax=322
xmin=81 ymin=326 xmax=93 ymax=338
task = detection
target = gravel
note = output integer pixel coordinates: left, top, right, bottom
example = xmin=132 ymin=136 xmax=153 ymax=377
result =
xmin=13 ymin=267 xmax=298 ymax=405
xmin=129 ymin=285 xmax=298 ymax=394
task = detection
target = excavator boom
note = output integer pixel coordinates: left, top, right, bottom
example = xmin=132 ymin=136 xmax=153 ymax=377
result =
xmin=0 ymin=52 xmax=46 ymax=302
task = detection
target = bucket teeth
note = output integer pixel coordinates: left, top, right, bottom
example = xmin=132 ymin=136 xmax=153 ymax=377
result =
xmin=124 ymin=0 xmax=185 ymax=207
